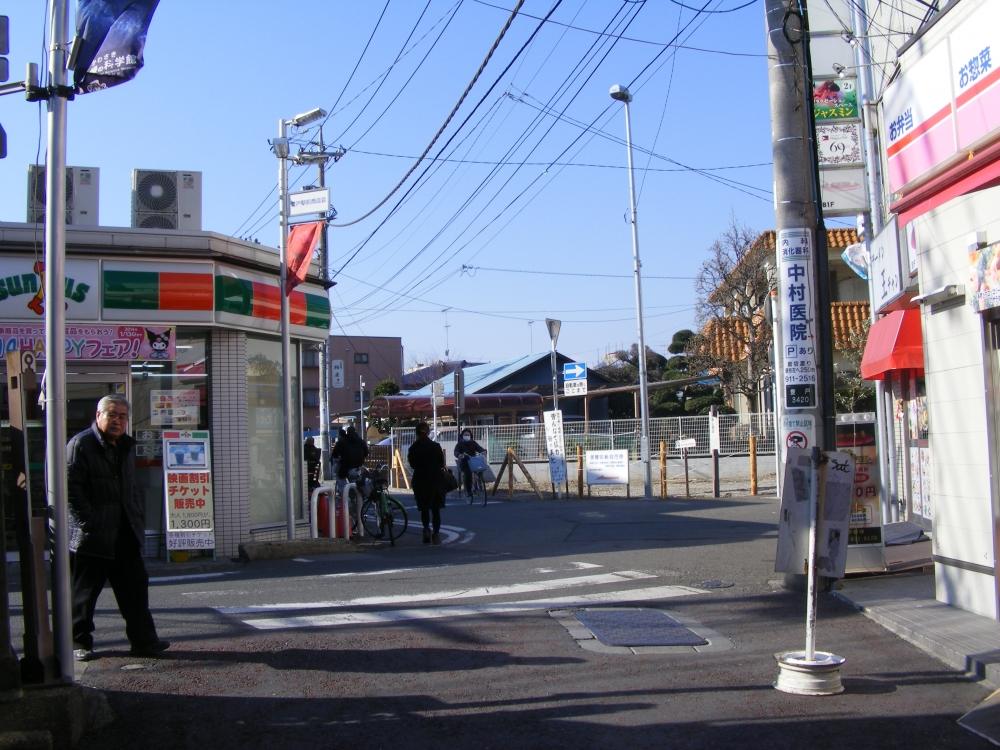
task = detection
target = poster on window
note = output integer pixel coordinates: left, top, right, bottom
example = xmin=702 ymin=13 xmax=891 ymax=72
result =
xmin=162 ymin=430 xmax=215 ymax=550
xmin=968 ymin=241 xmax=1000 ymax=312
xmin=151 ymin=389 xmax=200 ymax=426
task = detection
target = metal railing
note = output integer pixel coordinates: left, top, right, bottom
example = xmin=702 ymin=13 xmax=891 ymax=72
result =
xmin=389 ymin=413 xmax=776 ymax=463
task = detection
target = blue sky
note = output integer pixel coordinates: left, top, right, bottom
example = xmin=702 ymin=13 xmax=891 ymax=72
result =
xmin=2 ymin=0 xmax=779 ymax=369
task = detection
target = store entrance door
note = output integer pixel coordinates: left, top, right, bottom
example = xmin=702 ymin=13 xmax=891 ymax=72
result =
xmin=64 ymin=365 xmax=130 ymax=438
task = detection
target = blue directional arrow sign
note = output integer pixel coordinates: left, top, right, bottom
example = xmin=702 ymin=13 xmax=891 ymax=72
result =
xmin=563 ymin=362 xmax=586 ymax=381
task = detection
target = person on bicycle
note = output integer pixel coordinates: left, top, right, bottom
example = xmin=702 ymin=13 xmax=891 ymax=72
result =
xmin=454 ymin=428 xmax=486 ymax=499
xmin=332 ymin=425 xmax=368 ymax=496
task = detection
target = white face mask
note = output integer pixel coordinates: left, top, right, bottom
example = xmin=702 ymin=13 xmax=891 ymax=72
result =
xmin=463 ymin=435 xmax=471 ymax=441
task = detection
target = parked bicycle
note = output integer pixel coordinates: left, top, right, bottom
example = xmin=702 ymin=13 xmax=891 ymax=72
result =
xmin=344 ymin=465 xmax=408 ymax=545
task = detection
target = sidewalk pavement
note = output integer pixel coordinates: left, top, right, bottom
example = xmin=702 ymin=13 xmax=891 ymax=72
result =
xmin=835 ymin=571 xmax=1000 ymax=744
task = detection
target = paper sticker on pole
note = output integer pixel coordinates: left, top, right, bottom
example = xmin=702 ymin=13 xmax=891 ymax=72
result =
xmin=781 ymin=413 xmax=815 ymax=461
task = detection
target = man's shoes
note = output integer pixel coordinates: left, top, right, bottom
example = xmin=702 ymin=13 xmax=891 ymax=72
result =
xmin=73 ymin=647 xmax=94 ymax=662
xmin=129 ymin=639 xmax=170 ymax=657
xmin=422 ymin=529 xmax=431 ymax=544
xmin=432 ymin=532 xmax=441 ymax=545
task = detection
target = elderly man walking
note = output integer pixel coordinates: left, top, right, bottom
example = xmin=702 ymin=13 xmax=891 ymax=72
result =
xmin=67 ymin=394 xmax=169 ymax=661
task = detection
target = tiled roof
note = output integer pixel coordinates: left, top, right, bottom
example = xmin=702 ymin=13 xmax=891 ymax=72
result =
xmin=699 ymin=300 xmax=871 ymax=362
xmin=752 ymin=228 xmax=860 ymax=252
xmin=831 ymin=300 xmax=870 ymax=349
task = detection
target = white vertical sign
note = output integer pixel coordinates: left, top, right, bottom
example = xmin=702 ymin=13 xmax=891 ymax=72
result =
xmin=543 ymin=409 xmax=567 ymax=486
xmin=778 ymin=229 xmax=818 ymax=410
xmin=331 ymin=359 xmax=345 ymax=389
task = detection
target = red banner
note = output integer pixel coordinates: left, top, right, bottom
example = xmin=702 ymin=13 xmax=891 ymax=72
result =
xmin=286 ymin=221 xmax=324 ymax=295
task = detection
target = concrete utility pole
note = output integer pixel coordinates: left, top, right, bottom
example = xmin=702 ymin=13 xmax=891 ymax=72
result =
xmin=766 ymin=0 xmax=836 ymax=465
xmin=294 ymin=132 xmax=343 ymax=479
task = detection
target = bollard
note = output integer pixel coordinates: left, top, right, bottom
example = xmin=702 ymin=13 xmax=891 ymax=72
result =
xmin=750 ymin=434 xmax=758 ymax=495
xmin=659 ymin=440 xmax=667 ymax=499
xmin=577 ymin=444 xmax=584 ymax=497
xmin=683 ymin=447 xmax=691 ymax=498
xmin=508 ymin=447 xmax=514 ymax=498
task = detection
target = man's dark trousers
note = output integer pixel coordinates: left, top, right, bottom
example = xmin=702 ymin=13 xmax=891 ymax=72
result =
xmin=71 ymin=516 xmax=157 ymax=651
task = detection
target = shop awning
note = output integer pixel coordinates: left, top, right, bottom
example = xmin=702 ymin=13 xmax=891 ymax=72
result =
xmin=892 ymin=139 xmax=1000 ymax=226
xmin=860 ymin=308 xmax=924 ymax=381
xmin=368 ymin=392 xmax=543 ymax=418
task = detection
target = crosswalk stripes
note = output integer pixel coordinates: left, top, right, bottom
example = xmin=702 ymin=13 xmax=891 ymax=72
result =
xmin=212 ymin=570 xmax=705 ymax=631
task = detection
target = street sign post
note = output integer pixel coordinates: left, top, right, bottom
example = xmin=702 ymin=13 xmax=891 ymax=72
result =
xmin=562 ymin=361 xmax=587 ymax=397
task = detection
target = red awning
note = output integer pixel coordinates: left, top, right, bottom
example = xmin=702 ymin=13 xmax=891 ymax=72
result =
xmin=368 ymin=392 xmax=543 ymax=418
xmin=860 ymin=308 xmax=924 ymax=381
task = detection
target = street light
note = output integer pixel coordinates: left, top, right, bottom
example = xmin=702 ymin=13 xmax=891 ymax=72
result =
xmin=274 ymin=106 xmax=326 ymax=540
xmin=545 ymin=318 xmax=561 ymax=412
xmin=609 ymin=84 xmax=652 ymax=497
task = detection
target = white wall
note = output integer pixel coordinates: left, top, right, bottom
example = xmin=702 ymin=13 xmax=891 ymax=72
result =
xmin=915 ymin=186 xmax=1000 ymax=618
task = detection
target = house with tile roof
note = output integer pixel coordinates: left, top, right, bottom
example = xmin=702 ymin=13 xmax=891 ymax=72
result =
xmin=695 ymin=228 xmax=871 ymax=415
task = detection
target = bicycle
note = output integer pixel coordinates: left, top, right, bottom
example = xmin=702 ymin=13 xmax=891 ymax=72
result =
xmin=461 ymin=453 xmax=489 ymax=506
xmin=358 ymin=464 xmax=409 ymax=545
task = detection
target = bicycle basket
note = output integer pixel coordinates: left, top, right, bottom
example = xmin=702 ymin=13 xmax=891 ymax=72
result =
xmin=467 ymin=454 xmax=488 ymax=473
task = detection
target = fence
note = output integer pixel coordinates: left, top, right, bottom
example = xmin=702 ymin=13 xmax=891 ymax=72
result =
xmin=389 ymin=413 xmax=776 ymax=464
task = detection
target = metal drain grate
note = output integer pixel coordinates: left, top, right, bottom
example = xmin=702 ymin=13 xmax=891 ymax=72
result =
xmin=574 ymin=608 xmax=708 ymax=647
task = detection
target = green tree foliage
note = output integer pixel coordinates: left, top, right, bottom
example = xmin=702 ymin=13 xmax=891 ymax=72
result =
xmin=668 ymin=330 xmax=694 ymax=354
xmin=369 ymin=379 xmax=401 ymax=434
xmin=374 ymin=378 xmax=400 ymax=397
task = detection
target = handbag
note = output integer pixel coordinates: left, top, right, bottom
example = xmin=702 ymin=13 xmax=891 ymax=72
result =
xmin=440 ymin=467 xmax=458 ymax=492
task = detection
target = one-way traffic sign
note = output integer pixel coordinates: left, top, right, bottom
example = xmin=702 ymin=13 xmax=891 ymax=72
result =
xmin=563 ymin=362 xmax=586 ymax=381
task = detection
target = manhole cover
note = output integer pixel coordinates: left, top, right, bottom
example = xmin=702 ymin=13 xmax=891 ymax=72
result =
xmin=699 ymin=579 xmax=734 ymax=589
xmin=575 ymin=608 xmax=708 ymax=647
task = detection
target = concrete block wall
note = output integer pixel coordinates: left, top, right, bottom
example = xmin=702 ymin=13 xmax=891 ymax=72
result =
xmin=210 ymin=329 xmax=251 ymax=560
xmin=916 ymin=185 xmax=1000 ymax=618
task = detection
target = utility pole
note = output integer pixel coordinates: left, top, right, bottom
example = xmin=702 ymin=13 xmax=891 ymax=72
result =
xmin=294 ymin=132 xmax=343 ymax=479
xmin=315 ymin=129 xmax=331 ymax=479
xmin=766 ymin=0 xmax=836 ymax=467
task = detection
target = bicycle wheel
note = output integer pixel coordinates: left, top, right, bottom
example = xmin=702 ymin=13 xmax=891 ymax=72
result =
xmin=474 ymin=472 xmax=487 ymax=505
xmin=361 ymin=499 xmax=382 ymax=538
xmin=383 ymin=496 xmax=408 ymax=544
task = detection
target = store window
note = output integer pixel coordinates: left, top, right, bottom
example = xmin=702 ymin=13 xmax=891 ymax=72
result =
xmin=302 ymin=348 xmax=320 ymax=368
xmin=130 ymin=330 xmax=210 ymax=551
xmin=247 ymin=335 xmax=302 ymax=526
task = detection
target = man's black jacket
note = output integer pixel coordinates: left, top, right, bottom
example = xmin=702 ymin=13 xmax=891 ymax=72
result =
xmin=67 ymin=424 xmax=145 ymax=559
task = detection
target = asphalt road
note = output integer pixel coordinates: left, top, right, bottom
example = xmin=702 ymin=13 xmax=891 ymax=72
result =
xmin=72 ymin=493 xmax=992 ymax=749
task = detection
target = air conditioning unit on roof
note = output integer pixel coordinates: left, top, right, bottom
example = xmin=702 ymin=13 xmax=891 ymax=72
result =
xmin=26 ymin=165 xmax=100 ymax=225
xmin=131 ymin=169 xmax=202 ymax=230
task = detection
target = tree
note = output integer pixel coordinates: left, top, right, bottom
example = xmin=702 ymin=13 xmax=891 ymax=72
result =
xmin=369 ymin=379 xmax=402 ymax=434
xmin=374 ymin=378 xmax=400 ymax=397
xmin=667 ymin=329 xmax=694 ymax=354
xmin=834 ymin=318 xmax=876 ymax=414
xmin=685 ymin=218 xmax=773 ymax=413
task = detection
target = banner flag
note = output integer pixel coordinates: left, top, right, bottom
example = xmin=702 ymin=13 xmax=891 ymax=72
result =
xmin=286 ymin=221 xmax=324 ymax=295
xmin=73 ymin=0 xmax=159 ymax=93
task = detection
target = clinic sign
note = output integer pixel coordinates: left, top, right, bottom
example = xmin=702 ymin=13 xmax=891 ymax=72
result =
xmin=778 ymin=229 xmax=817 ymax=410
xmin=162 ymin=430 xmax=215 ymax=551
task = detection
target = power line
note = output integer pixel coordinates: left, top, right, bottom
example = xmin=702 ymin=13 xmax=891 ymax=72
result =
xmin=329 ymin=0 xmax=534 ymax=229
xmin=469 ymin=0 xmax=769 ymax=55
xmin=461 ymin=264 xmax=696 ymax=280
